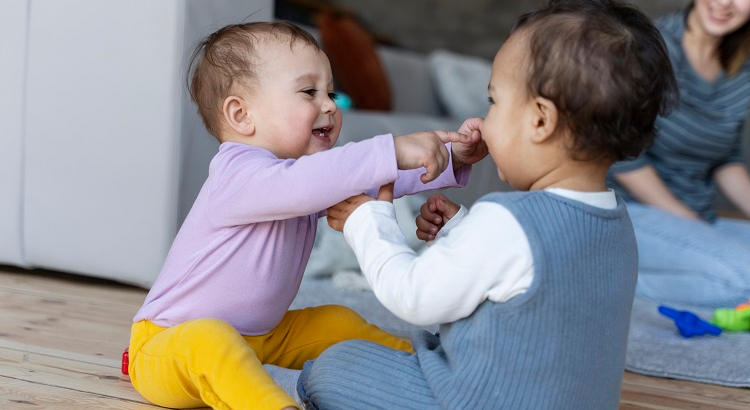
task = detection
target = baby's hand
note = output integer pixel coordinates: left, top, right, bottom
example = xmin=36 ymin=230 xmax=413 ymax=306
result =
xmin=327 ymin=184 xmax=394 ymax=232
xmin=451 ymin=117 xmax=488 ymax=170
xmin=394 ymin=130 xmax=473 ymax=183
xmin=415 ymin=194 xmax=460 ymax=241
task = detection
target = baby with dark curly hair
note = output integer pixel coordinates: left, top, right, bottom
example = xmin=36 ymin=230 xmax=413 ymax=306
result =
xmin=301 ymin=1 xmax=678 ymax=409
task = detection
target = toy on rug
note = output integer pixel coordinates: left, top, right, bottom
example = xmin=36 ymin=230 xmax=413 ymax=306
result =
xmin=658 ymin=305 xmax=722 ymax=338
xmin=712 ymin=299 xmax=750 ymax=331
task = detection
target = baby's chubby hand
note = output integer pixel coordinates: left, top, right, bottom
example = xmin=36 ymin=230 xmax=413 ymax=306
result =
xmin=451 ymin=117 xmax=488 ymax=171
xmin=415 ymin=194 xmax=460 ymax=241
xmin=327 ymin=184 xmax=394 ymax=232
xmin=394 ymin=130 xmax=474 ymax=183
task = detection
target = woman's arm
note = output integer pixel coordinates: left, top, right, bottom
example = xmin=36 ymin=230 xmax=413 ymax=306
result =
xmin=614 ymin=165 xmax=701 ymax=219
xmin=714 ymin=163 xmax=750 ymax=217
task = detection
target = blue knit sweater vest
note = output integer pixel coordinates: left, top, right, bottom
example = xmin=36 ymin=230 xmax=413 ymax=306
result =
xmin=412 ymin=191 xmax=638 ymax=409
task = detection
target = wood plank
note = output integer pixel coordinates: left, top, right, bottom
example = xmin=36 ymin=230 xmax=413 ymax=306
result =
xmin=0 ymin=344 xmax=145 ymax=403
xmin=2 ymin=268 xmax=750 ymax=409
xmin=0 ymin=376 xmax=161 ymax=409
xmin=622 ymin=372 xmax=750 ymax=405
xmin=0 ymin=280 xmax=136 ymax=358
xmin=0 ymin=266 xmax=147 ymax=306
xmin=0 ymin=339 xmax=119 ymax=368
xmin=619 ymin=388 xmax=749 ymax=410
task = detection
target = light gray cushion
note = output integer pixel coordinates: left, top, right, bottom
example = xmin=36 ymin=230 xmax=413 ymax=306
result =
xmin=379 ymin=47 xmax=445 ymax=116
xmin=429 ymin=49 xmax=492 ymax=120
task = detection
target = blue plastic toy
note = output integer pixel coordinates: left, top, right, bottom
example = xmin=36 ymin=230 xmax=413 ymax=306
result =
xmin=333 ymin=92 xmax=353 ymax=110
xmin=658 ymin=305 xmax=722 ymax=338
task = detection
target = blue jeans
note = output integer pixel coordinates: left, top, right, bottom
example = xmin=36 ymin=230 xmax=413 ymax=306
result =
xmin=627 ymin=202 xmax=750 ymax=308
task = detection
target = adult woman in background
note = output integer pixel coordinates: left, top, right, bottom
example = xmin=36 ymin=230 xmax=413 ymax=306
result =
xmin=610 ymin=0 xmax=750 ymax=307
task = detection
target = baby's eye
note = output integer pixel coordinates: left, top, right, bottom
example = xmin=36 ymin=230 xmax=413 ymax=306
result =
xmin=302 ymin=89 xmax=317 ymax=97
xmin=487 ymin=96 xmax=495 ymax=105
xmin=328 ymin=92 xmax=338 ymax=100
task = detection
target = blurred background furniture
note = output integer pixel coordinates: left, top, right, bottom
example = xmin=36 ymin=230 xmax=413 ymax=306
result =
xmin=0 ymin=0 xmax=273 ymax=287
xmin=0 ymin=0 xmax=501 ymax=287
xmin=2 ymin=0 xmax=747 ymax=288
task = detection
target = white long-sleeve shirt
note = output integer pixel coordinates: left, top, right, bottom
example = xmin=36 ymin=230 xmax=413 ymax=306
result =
xmin=343 ymin=188 xmax=617 ymax=326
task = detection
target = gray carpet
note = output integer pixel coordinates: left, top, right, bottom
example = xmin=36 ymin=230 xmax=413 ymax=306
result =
xmin=626 ymin=298 xmax=750 ymax=387
xmin=293 ymin=278 xmax=750 ymax=387
xmin=291 ymin=278 xmax=428 ymax=337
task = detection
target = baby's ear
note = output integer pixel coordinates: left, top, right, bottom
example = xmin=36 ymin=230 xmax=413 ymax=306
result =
xmin=222 ymin=95 xmax=255 ymax=136
xmin=529 ymin=96 xmax=558 ymax=144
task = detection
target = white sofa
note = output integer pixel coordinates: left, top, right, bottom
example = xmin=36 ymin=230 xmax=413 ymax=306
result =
xmin=1 ymin=0 xmax=273 ymax=287
xmin=1 ymin=1 xmax=503 ymax=288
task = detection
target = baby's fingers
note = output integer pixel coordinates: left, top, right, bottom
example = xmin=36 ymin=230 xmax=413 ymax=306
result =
xmin=326 ymin=214 xmax=344 ymax=232
xmin=420 ymin=144 xmax=450 ymax=183
xmin=421 ymin=162 xmax=439 ymax=183
xmin=326 ymin=205 xmax=347 ymax=219
xmin=344 ymin=194 xmax=372 ymax=204
xmin=434 ymin=130 xmax=472 ymax=144
xmin=420 ymin=201 xmax=442 ymax=225
xmin=416 ymin=228 xmax=436 ymax=242
xmin=416 ymin=215 xmax=440 ymax=236
xmin=457 ymin=117 xmax=483 ymax=136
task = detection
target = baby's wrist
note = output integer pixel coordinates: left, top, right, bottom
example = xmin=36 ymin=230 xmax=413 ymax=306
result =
xmin=343 ymin=200 xmax=395 ymax=241
xmin=452 ymin=157 xmax=465 ymax=172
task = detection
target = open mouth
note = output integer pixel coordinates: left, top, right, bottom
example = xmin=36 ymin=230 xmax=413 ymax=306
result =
xmin=312 ymin=126 xmax=333 ymax=139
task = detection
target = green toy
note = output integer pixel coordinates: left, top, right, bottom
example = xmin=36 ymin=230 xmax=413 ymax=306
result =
xmin=712 ymin=308 xmax=750 ymax=331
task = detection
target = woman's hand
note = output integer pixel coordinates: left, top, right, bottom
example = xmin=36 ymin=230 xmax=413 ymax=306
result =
xmin=715 ymin=163 xmax=750 ymax=218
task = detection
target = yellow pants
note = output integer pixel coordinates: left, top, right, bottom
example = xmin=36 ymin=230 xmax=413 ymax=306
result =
xmin=128 ymin=305 xmax=412 ymax=410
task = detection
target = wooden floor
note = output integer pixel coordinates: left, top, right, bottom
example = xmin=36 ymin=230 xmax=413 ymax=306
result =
xmin=1 ymin=267 xmax=749 ymax=409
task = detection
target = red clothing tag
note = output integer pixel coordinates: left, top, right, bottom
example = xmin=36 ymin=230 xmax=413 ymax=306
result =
xmin=121 ymin=348 xmax=129 ymax=375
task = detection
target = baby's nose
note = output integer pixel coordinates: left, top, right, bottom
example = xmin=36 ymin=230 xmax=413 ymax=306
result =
xmin=322 ymin=98 xmax=337 ymax=114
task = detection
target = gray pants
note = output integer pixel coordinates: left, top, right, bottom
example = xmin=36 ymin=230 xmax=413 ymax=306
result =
xmin=264 ymin=364 xmax=302 ymax=405
xmin=298 ymin=340 xmax=440 ymax=410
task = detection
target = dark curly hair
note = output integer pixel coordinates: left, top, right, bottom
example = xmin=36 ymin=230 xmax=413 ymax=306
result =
xmin=513 ymin=0 xmax=679 ymax=161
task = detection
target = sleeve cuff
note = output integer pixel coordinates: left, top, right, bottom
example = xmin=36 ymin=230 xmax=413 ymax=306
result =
xmin=446 ymin=142 xmax=472 ymax=187
xmin=343 ymin=200 xmax=396 ymax=245
xmin=436 ymin=204 xmax=468 ymax=238
xmin=373 ymin=133 xmax=399 ymax=182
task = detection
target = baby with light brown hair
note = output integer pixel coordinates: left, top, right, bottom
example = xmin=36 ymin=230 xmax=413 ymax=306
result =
xmin=127 ymin=21 xmax=487 ymax=409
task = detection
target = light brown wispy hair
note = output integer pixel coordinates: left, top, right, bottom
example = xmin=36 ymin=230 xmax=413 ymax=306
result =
xmin=187 ymin=22 xmax=321 ymax=138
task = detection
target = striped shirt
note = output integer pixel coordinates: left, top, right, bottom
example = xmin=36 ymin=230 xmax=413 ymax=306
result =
xmin=609 ymin=13 xmax=750 ymax=222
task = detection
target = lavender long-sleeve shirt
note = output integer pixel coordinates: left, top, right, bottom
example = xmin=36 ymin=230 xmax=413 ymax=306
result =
xmin=134 ymin=135 xmax=469 ymax=335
